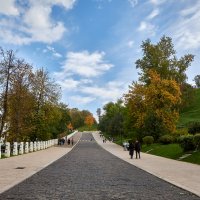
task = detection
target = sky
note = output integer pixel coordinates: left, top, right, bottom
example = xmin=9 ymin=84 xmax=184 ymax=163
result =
xmin=0 ymin=0 xmax=200 ymax=120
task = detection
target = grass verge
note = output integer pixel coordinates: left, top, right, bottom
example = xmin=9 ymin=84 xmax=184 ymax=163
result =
xmin=141 ymin=143 xmax=200 ymax=165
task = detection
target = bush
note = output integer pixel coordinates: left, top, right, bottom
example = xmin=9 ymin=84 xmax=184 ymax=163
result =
xmin=194 ymin=133 xmax=200 ymax=150
xmin=173 ymin=128 xmax=188 ymax=136
xmin=188 ymin=121 xmax=200 ymax=135
xmin=178 ymin=135 xmax=195 ymax=151
xmin=142 ymin=136 xmax=154 ymax=145
xmin=159 ymin=135 xmax=174 ymax=144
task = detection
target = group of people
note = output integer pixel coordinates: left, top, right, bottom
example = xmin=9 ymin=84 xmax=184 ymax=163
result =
xmin=58 ymin=137 xmax=74 ymax=146
xmin=128 ymin=140 xmax=141 ymax=159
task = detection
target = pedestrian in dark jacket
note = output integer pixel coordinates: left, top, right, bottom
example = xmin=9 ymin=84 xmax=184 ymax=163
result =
xmin=135 ymin=140 xmax=141 ymax=159
xmin=129 ymin=141 xmax=134 ymax=159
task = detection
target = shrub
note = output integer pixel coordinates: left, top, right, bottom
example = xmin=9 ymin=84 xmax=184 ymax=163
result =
xmin=178 ymin=135 xmax=195 ymax=151
xmin=159 ymin=135 xmax=174 ymax=144
xmin=194 ymin=133 xmax=200 ymax=150
xmin=188 ymin=121 xmax=200 ymax=135
xmin=173 ymin=128 xmax=188 ymax=136
xmin=142 ymin=136 xmax=154 ymax=145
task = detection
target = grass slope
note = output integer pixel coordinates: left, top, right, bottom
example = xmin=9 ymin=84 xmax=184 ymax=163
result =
xmin=142 ymin=143 xmax=200 ymax=165
xmin=179 ymin=88 xmax=200 ymax=126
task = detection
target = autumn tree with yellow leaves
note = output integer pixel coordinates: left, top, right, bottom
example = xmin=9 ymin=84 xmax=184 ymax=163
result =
xmin=125 ymin=70 xmax=181 ymax=140
xmin=84 ymin=115 xmax=95 ymax=127
xmin=67 ymin=122 xmax=73 ymax=131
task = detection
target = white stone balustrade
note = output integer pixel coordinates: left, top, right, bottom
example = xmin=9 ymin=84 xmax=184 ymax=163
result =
xmin=42 ymin=141 xmax=44 ymax=149
xmin=13 ymin=142 xmax=18 ymax=156
xmin=43 ymin=141 xmax=45 ymax=149
xmin=25 ymin=142 xmax=29 ymax=153
xmin=33 ymin=141 xmax=37 ymax=152
xmin=19 ymin=142 xmax=24 ymax=155
xmin=40 ymin=141 xmax=43 ymax=150
xmin=0 ymin=131 xmax=78 ymax=159
xmin=5 ymin=142 xmax=10 ymax=158
xmin=29 ymin=142 xmax=33 ymax=152
xmin=37 ymin=141 xmax=40 ymax=151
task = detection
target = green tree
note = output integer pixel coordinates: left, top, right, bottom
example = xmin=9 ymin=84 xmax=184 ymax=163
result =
xmin=99 ymin=99 xmax=125 ymax=141
xmin=136 ymin=36 xmax=194 ymax=85
xmin=194 ymin=75 xmax=200 ymax=88
xmin=70 ymin=108 xmax=84 ymax=129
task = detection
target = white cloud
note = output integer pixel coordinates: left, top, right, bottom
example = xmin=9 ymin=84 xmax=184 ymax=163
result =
xmin=128 ymin=0 xmax=138 ymax=8
xmin=149 ymin=0 xmax=166 ymax=5
xmin=70 ymin=95 xmax=96 ymax=105
xmin=168 ymin=2 xmax=200 ymax=50
xmin=54 ymin=76 xmax=93 ymax=91
xmin=138 ymin=21 xmax=156 ymax=36
xmin=147 ymin=9 xmax=159 ymax=19
xmin=0 ymin=0 xmax=19 ymax=16
xmin=0 ymin=0 xmax=76 ymax=45
xmin=60 ymin=51 xmax=113 ymax=78
xmin=45 ymin=45 xmax=62 ymax=58
xmin=57 ymin=78 xmax=79 ymax=90
xmin=41 ymin=0 xmax=77 ymax=10
xmin=80 ymin=81 xmax=127 ymax=102
xmin=127 ymin=40 xmax=134 ymax=48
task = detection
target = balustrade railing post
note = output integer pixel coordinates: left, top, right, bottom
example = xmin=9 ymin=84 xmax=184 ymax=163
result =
xmin=19 ymin=142 xmax=24 ymax=155
xmin=5 ymin=142 xmax=10 ymax=158
xmin=33 ymin=141 xmax=37 ymax=152
xmin=13 ymin=142 xmax=18 ymax=156
xmin=37 ymin=141 xmax=40 ymax=151
xmin=25 ymin=142 xmax=29 ymax=153
xmin=30 ymin=142 xmax=33 ymax=152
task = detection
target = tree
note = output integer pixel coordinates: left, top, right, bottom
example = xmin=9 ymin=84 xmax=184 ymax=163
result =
xmin=8 ymin=59 xmax=35 ymax=141
xmin=84 ymin=115 xmax=95 ymax=127
xmin=0 ymin=48 xmax=19 ymax=138
xmin=70 ymin=108 xmax=84 ymax=129
xmin=67 ymin=122 xmax=73 ymax=132
xmin=30 ymin=68 xmax=61 ymax=140
xmin=194 ymin=75 xmax=200 ymax=88
xmin=125 ymin=70 xmax=181 ymax=140
xmin=135 ymin=36 xmax=194 ymax=85
xmin=98 ymin=99 xmax=125 ymax=140
xmin=30 ymin=68 xmax=60 ymax=112
xmin=96 ymin=108 xmax=101 ymax=123
xmin=0 ymin=47 xmax=72 ymax=142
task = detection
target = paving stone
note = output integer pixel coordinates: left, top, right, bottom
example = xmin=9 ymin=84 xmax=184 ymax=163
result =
xmin=0 ymin=132 xmax=199 ymax=200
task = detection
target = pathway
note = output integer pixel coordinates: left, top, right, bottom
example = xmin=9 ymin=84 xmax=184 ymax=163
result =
xmin=0 ymin=132 xmax=199 ymax=200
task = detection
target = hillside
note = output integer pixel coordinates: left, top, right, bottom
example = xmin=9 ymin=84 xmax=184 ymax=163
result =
xmin=178 ymin=88 xmax=200 ymax=126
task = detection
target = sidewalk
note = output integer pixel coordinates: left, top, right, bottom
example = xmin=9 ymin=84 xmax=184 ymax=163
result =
xmin=0 ymin=132 xmax=82 ymax=194
xmin=92 ymin=132 xmax=200 ymax=197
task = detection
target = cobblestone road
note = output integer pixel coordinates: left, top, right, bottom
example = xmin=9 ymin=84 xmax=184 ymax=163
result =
xmin=0 ymin=132 xmax=199 ymax=200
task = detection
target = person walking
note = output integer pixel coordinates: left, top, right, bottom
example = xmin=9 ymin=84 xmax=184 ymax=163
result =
xmin=135 ymin=140 xmax=141 ymax=159
xmin=129 ymin=141 xmax=134 ymax=159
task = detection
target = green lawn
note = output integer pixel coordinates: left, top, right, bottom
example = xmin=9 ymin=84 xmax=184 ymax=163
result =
xmin=182 ymin=151 xmax=200 ymax=165
xmin=141 ymin=143 xmax=200 ymax=165
xmin=178 ymin=88 xmax=200 ymax=126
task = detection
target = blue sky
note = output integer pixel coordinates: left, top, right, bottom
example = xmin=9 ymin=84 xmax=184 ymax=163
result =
xmin=0 ymin=0 xmax=200 ymax=120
